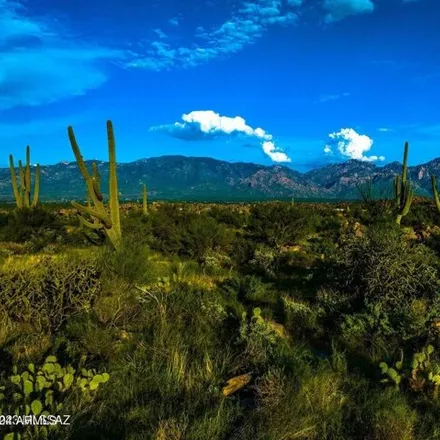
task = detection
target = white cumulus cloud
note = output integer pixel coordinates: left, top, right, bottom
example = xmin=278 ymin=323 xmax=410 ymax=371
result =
xmin=262 ymin=141 xmax=291 ymax=162
xmin=324 ymin=128 xmax=385 ymax=162
xmin=150 ymin=110 xmax=291 ymax=163
xmin=180 ymin=110 xmax=272 ymax=138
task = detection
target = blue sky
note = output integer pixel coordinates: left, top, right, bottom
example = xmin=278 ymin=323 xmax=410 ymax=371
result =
xmin=0 ymin=0 xmax=439 ymax=172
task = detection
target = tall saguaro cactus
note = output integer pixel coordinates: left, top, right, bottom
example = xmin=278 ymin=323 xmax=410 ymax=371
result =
xmin=9 ymin=146 xmax=40 ymax=208
xmin=68 ymin=120 xmax=122 ymax=249
xmin=142 ymin=184 xmax=148 ymax=215
xmin=432 ymin=175 xmax=440 ymax=214
xmin=394 ymin=142 xmax=413 ymax=225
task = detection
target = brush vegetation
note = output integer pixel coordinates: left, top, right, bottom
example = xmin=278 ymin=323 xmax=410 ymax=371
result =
xmin=2 ymin=127 xmax=440 ymax=439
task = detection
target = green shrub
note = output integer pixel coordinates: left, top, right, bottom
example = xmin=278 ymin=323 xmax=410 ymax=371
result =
xmin=24 ymin=229 xmax=63 ymax=254
xmin=281 ymin=295 xmax=321 ymax=335
xmin=208 ymin=205 xmax=246 ymax=228
xmin=249 ymin=243 xmax=278 ymax=278
xmin=219 ymin=274 xmax=269 ymax=303
xmin=148 ymin=207 xmax=235 ymax=262
xmin=96 ymin=235 xmax=155 ymax=287
xmin=228 ymin=234 xmax=257 ymax=270
xmin=1 ymin=207 xmax=63 ymax=243
xmin=199 ymin=248 xmax=232 ymax=274
xmin=121 ymin=211 xmax=152 ymax=244
xmin=179 ymin=214 xmax=235 ymax=263
xmin=0 ymin=210 xmax=9 ymax=228
xmin=328 ymin=223 xmax=440 ymax=344
xmin=315 ymin=287 xmax=351 ymax=316
xmin=404 ymin=198 xmax=440 ymax=228
xmin=148 ymin=205 xmax=185 ymax=254
xmin=63 ymin=315 xmax=120 ymax=362
xmin=427 ymin=231 xmax=440 ymax=256
xmin=247 ymin=203 xmax=320 ymax=248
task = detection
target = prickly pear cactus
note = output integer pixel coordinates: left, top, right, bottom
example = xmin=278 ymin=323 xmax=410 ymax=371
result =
xmin=0 ymin=356 xmax=110 ymax=439
xmin=379 ymin=345 xmax=440 ymax=399
xmin=379 ymin=351 xmax=404 ymax=388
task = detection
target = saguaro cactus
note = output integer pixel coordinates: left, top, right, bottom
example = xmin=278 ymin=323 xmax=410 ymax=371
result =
xmin=68 ymin=120 xmax=122 ymax=249
xmin=142 ymin=184 xmax=148 ymax=215
xmin=80 ymin=163 xmax=104 ymax=230
xmin=394 ymin=142 xmax=413 ymax=225
xmin=432 ymin=175 xmax=440 ymax=214
xmin=9 ymin=146 xmax=40 ymax=208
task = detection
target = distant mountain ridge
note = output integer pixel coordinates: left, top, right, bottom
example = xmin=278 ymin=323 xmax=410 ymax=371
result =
xmin=0 ymin=155 xmax=439 ymax=202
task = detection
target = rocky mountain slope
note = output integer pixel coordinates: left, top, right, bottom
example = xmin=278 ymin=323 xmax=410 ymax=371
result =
xmin=0 ymin=155 xmax=439 ymax=202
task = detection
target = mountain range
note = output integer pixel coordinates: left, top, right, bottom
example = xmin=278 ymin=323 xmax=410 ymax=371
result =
xmin=1 ymin=155 xmax=440 ymax=202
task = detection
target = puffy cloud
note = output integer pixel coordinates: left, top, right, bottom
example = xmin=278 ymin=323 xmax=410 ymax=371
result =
xmin=324 ymin=128 xmax=385 ymax=162
xmin=0 ymin=0 xmax=125 ymax=110
xmin=323 ymin=0 xmax=374 ymax=22
xmin=180 ymin=111 xmax=272 ymax=138
xmin=262 ymin=141 xmax=291 ymax=162
xmin=150 ymin=110 xmax=291 ymax=163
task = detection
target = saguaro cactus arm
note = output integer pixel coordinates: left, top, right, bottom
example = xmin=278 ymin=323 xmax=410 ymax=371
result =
xmin=432 ymin=175 xmax=440 ymax=213
xmin=68 ymin=127 xmax=111 ymax=221
xmin=107 ymin=121 xmax=121 ymax=239
xmin=92 ymin=162 xmax=103 ymax=201
xmin=31 ymin=164 xmax=40 ymax=208
xmin=78 ymin=214 xmax=105 ymax=230
xmin=9 ymin=155 xmax=22 ymax=208
xmin=400 ymin=184 xmax=413 ymax=216
xmin=68 ymin=128 xmax=92 ymax=180
xmin=394 ymin=175 xmax=401 ymax=206
xmin=71 ymin=201 xmax=112 ymax=229
xmin=395 ymin=142 xmax=413 ymax=225
xmin=25 ymin=146 xmax=31 ymax=205
xmin=402 ymin=141 xmax=408 ymax=181
xmin=18 ymin=160 xmax=27 ymax=207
